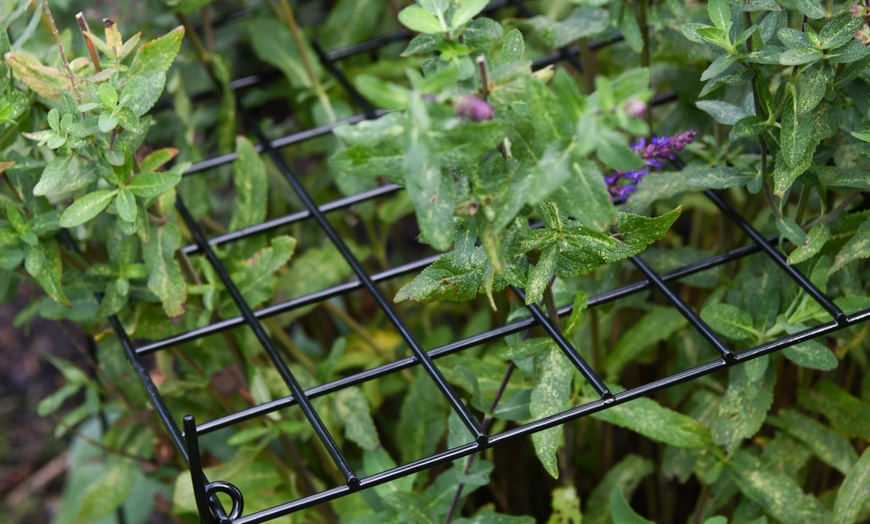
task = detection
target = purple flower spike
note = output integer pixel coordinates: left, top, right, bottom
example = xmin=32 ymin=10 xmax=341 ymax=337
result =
xmin=604 ymin=130 xmax=696 ymax=202
xmin=455 ymin=95 xmax=494 ymax=121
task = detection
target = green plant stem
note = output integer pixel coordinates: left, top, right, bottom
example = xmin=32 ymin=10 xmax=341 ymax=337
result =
xmin=638 ymin=0 xmax=653 ymax=135
xmin=691 ymin=482 xmax=712 ymax=524
xmin=794 ymin=184 xmax=810 ymax=225
xmin=201 ymin=6 xmax=215 ymax=54
xmin=176 ymin=13 xmax=223 ymax=90
xmin=807 ymin=191 xmax=860 ymax=228
xmin=41 ymin=0 xmax=82 ymax=105
xmin=273 ymin=0 xmax=337 ymax=123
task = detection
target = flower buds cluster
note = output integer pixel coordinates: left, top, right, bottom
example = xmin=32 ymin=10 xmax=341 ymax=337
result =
xmin=605 ymin=130 xmax=696 ymax=201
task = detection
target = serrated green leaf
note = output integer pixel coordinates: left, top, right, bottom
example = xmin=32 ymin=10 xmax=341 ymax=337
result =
xmin=696 ymin=99 xmax=749 ymax=125
xmin=334 ymin=387 xmax=380 ymax=450
xmin=121 ymin=73 xmax=166 ymax=116
xmin=230 ymin=136 xmax=268 ymax=231
xmin=829 ymin=217 xmax=870 ymax=274
xmin=781 ymin=103 xmax=815 ymax=168
xmin=728 ymin=450 xmax=830 ymax=523
xmin=127 ymin=171 xmax=182 ymax=198
xmin=452 ymin=0 xmax=489 ymax=29
xmin=768 ymin=409 xmax=857 ymax=475
xmin=143 ymin=223 xmax=187 ymax=319
xmin=712 ymin=363 xmax=775 ymax=451
xmin=798 ymin=379 xmax=870 ymax=439
xmin=605 ymin=307 xmax=687 ymax=381
xmin=398 ymin=5 xmax=445 ymax=34
xmin=530 ymin=345 xmax=573 ymax=478
xmin=60 ymin=189 xmax=118 ymax=228
xmin=701 ymin=302 xmax=757 ymax=342
xmin=783 ymin=337 xmax=838 ymax=370
xmin=593 ymin=397 xmax=712 ymax=448
xmin=708 ymin=0 xmax=732 ymax=30
xmin=610 ymin=485 xmax=654 ymax=524
xmin=525 ymin=243 xmax=558 ymax=305
xmin=115 ymin=188 xmax=137 ymax=223
xmin=624 ymin=167 xmax=750 ymax=213
xmin=247 ymin=18 xmax=320 ymax=88
xmin=834 ymin=447 xmax=870 ymax=524
xmin=128 ymin=26 xmax=184 ymax=80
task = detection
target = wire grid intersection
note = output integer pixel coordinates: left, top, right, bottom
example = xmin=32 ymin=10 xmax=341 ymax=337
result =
xmin=103 ymin=2 xmax=870 ymax=523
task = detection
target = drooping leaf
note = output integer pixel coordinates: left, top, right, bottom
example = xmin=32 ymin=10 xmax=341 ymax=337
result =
xmin=624 ymin=167 xmax=751 ymax=213
xmin=4 ymin=52 xmax=69 ymax=100
xmin=798 ymin=379 xmax=870 ymax=439
xmin=712 ymin=363 xmax=775 ymax=452
xmin=828 ymin=216 xmax=870 ymax=274
xmin=609 ymin=485 xmax=654 ymax=524
xmin=143 ymin=223 xmax=187 ymax=319
xmin=584 ymin=455 xmax=654 ymax=524
xmin=728 ymin=450 xmax=831 ymax=523
xmin=592 ymin=397 xmax=712 ymax=448
xmin=76 ymin=457 xmax=140 ymax=523
xmin=333 ymin=387 xmax=380 ymax=450
xmin=834 ymin=447 xmax=870 ymax=524
xmin=230 ymin=136 xmax=268 ymax=231
xmin=530 ymin=345 xmax=574 ymax=478
xmin=768 ymin=409 xmax=857 ymax=475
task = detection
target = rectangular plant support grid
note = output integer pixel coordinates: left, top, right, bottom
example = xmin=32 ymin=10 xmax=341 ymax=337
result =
xmin=83 ymin=2 xmax=870 ymax=523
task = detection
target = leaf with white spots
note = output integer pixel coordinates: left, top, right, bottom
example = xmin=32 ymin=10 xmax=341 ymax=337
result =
xmin=530 ymin=344 xmax=573 ymax=479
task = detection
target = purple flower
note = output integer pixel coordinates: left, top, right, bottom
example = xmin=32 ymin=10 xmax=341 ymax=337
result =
xmin=455 ymin=95 xmax=494 ymax=121
xmin=605 ymin=130 xmax=696 ymax=202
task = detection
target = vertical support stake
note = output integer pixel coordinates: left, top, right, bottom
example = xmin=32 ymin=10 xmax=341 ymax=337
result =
xmin=184 ymin=415 xmax=216 ymax=524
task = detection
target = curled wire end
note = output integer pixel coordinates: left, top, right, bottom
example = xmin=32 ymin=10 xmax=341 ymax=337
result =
xmin=206 ymin=481 xmax=245 ymax=522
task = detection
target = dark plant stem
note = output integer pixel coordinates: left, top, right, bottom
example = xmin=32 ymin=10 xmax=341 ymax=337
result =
xmin=795 ymin=184 xmax=810 ymax=225
xmin=477 ymin=55 xmax=491 ymax=99
xmin=691 ymin=482 xmax=712 ymax=524
xmin=201 ymin=6 xmax=215 ymax=54
xmin=638 ymin=0 xmax=653 ymax=135
xmin=807 ymin=191 xmax=860 ymax=228
xmin=51 ymin=412 xmax=157 ymax=466
xmin=542 ymin=281 xmax=563 ymax=332
xmin=76 ymin=13 xmax=102 ymax=72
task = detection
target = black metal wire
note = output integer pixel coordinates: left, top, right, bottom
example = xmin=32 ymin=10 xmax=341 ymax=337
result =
xmin=97 ymin=3 xmax=870 ymax=522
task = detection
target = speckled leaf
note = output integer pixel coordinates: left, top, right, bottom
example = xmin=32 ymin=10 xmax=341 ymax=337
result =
xmin=127 ymin=171 xmax=183 ymax=198
xmin=115 ymin=189 xmax=137 ymax=223
xmin=334 ymin=387 xmax=380 ymax=450
xmin=829 ymin=217 xmax=870 ymax=274
xmin=834 ymin=447 xmax=870 ymax=524
xmin=797 ymin=62 xmax=833 ymax=114
xmin=728 ymin=450 xmax=830 ymax=523
xmin=605 ymin=307 xmax=687 ymax=381
xmin=227 ymin=236 xmax=296 ymax=310
xmin=819 ymin=10 xmax=863 ymax=47
xmin=610 ymin=486 xmax=654 ymax=524
xmin=230 ymin=136 xmax=268 ymax=231
xmin=547 ymin=486 xmax=582 ymax=524
xmin=624 ymin=167 xmax=750 ymax=213
xmin=32 ymin=239 xmax=69 ymax=307
xmin=779 ymin=46 xmax=823 ymax=65
xmin=526 ymin=7 xmax=610 ymax=48
xmin=696 ymin=100 xmax=749 ymax=125
xmin=781 ymin=323 xmax=838 ymax=370
xmin=33 ymin=154 xmax=74 ymax=197
xmin=563 ymin=290 xmax=588 ymax=338
xmin=708 ymin=0 xmax=731 ymax=29
xmin=452 ymin=0 xmax=489 ymax=29
xmin=76 ymin=458 xmax=140 ymax=523
xmin=128 ymin=26 xmax=184 ymax=80
xmin=143 ymin=223 xmax=187 ymax=319
xmin=60 ymin=189 xmax=118 ymax=228
xmin=525 ymin=243 xmax=559 ymax=305
xmin=498 ymin=28 xmax=525 ymax=64
xmin=701 ymin=302 xmax=757 ymax=342
xmin=592 ymin=397 xmax=711 ymax=448
xmin=712 ymin=363 xmax=775 ymax=452
xmin=798 ymin=379 xmax=870 ymax=439
xmin=781 ymin=103 xmax=814 ymax=168
xmin=530 ymin=345 xmax=573 ymax=478
xmin=768 ymin=409 xmax=857 ymax=475
xmin=4 ymin=52 xmax=68 ymax=100
xmin=584 ymin=455 xmax=654 ymax=524
xmin=331 ymin=144 xmax=406 ymax=183
xmin=787 ymin=223 xmax=830 ymax=265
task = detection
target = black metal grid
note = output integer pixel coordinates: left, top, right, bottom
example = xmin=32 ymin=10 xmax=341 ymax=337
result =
xmin=100 ymin=2 xmax=869 ymax=523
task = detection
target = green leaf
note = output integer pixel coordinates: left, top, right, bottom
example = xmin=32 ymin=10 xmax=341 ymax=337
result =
xmin=783 ymin=338 xmax=838 ymax=370
xmin=777 ymin=216 xmax=807 ymax=246
xmin=798 ymin=379 xmax=870 ymax=439
xmin=779 ymin=46 xmax=823 ymax=65
xmin=354 ymin=75 xmax=410 ymax=110
xmin=455 ymin=511 xmax=535 ymax=524
xmin=605 ymin=307 xmax=688 ymax=381
xmin=820 ymin=11 xmax=864 ymax=48
xmin=452 ymin=0 xmax=489 ymax=29
xmin=526 ymin=7 xmax=610 ymax=48
xmin=593 ymin=397 xmax=712 ymax=448
xmin=498 ymin=28 xmax=525 ymax=65
xmin=495 ymin=337 xmax=554 ymax=363
xmin=701 ymin=303 xmax=757 ymax=342
xmin=115 ymin=188 xmax=137 ymax=223
xmin=395 ymin=221 xmax=506 ymax=303
xmin=596 ymin=129 xmax=645 ymax=171
xmin=696 ymin=99 xmax=749 ymax=125
xmin=4 ymin=52 xmax=69 ymax=100
xmin=32 ymin=154 xmax=75 ymax=197
xmin=127 ymin=171 xmax=182 ymax=198
xmin=76 ymin=458 xmax=140 ymax=523
xmin=829 ymin=217 xmax=870 ymax=274
xmin=334 ymin=387 xmax=380 ymax=450
xmin=563 ymin=290 xmax=588 ymax=338
xmin=139 ymin=148 xmax=178 ymax=172
xmin=702 ymin=52 xmax=740 ymax=82
xmin=230 ymin=136 xmax=268 ymax=231
xmin=227 ymin=236 xmax=296 ymax=311
xmin=708 ymin=0 xmax=732 ymax=30
xmin=768 ymin=409 xmax=857 ymax=475
xmin=728 ymin=450 xmax=831 ymax=523
xmin=525 ymin=243 xmax=558 ymax=305
xmin=143 ymin=223 xmax=187 ymax=319
xmin=624 ymin=167 xmax=751 ymax=213
xmin=797 ymin=62 xmax=833 ymax=115
xmin=247 ymin=18 xmax=320 ymax=88
xmin=780 ymin=103 xmax=814 ymax=168
xmin=398 ymin=5 xmax=445 ymax=34
xmin=37 ymin=382 xmax=80 ymax=417
xmin=550 ymin=160 xmax=617 ymax=232
xmin=128 ymin=26 xmax=184 ymax=79
xmin=60 ymin=189 xmax=118 ymax=228
xmin=712 ymin=363 xmax=775 ymax=452
xmin=609 ymin=486 xmax=654 ymax=524
xmin=331 ymin=144 xmax=405 ymax=183
xmin=547 ymin=486 xmax=582 ymax=524
xmin=730 ymin=115 xmax=768 ymax=139
xmin=121 ymin=73 xmax=166 ymax=116
xmin=834 ymin=447 xmax=870 ymax=524
xmin=585 ymin=455 xmax=654 ymax=524
xmin=397 ymin=372 xmax=448 ymax=464
xmin=98 ymin=82 xmax=118 ymax=108
xmin=405 ymin=94 xmax=455 ymax=251
xmin=530 ymin=345 xmax=574 ymax=478
xmin=98 ymin=111 xmax=119 ymax=133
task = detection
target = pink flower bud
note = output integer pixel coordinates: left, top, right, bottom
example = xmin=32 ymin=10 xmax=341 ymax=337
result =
xmin=455 ymin=95 xmax=494 ymax=121
xmin=623 ymin=98 xmax=648 ymax=118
